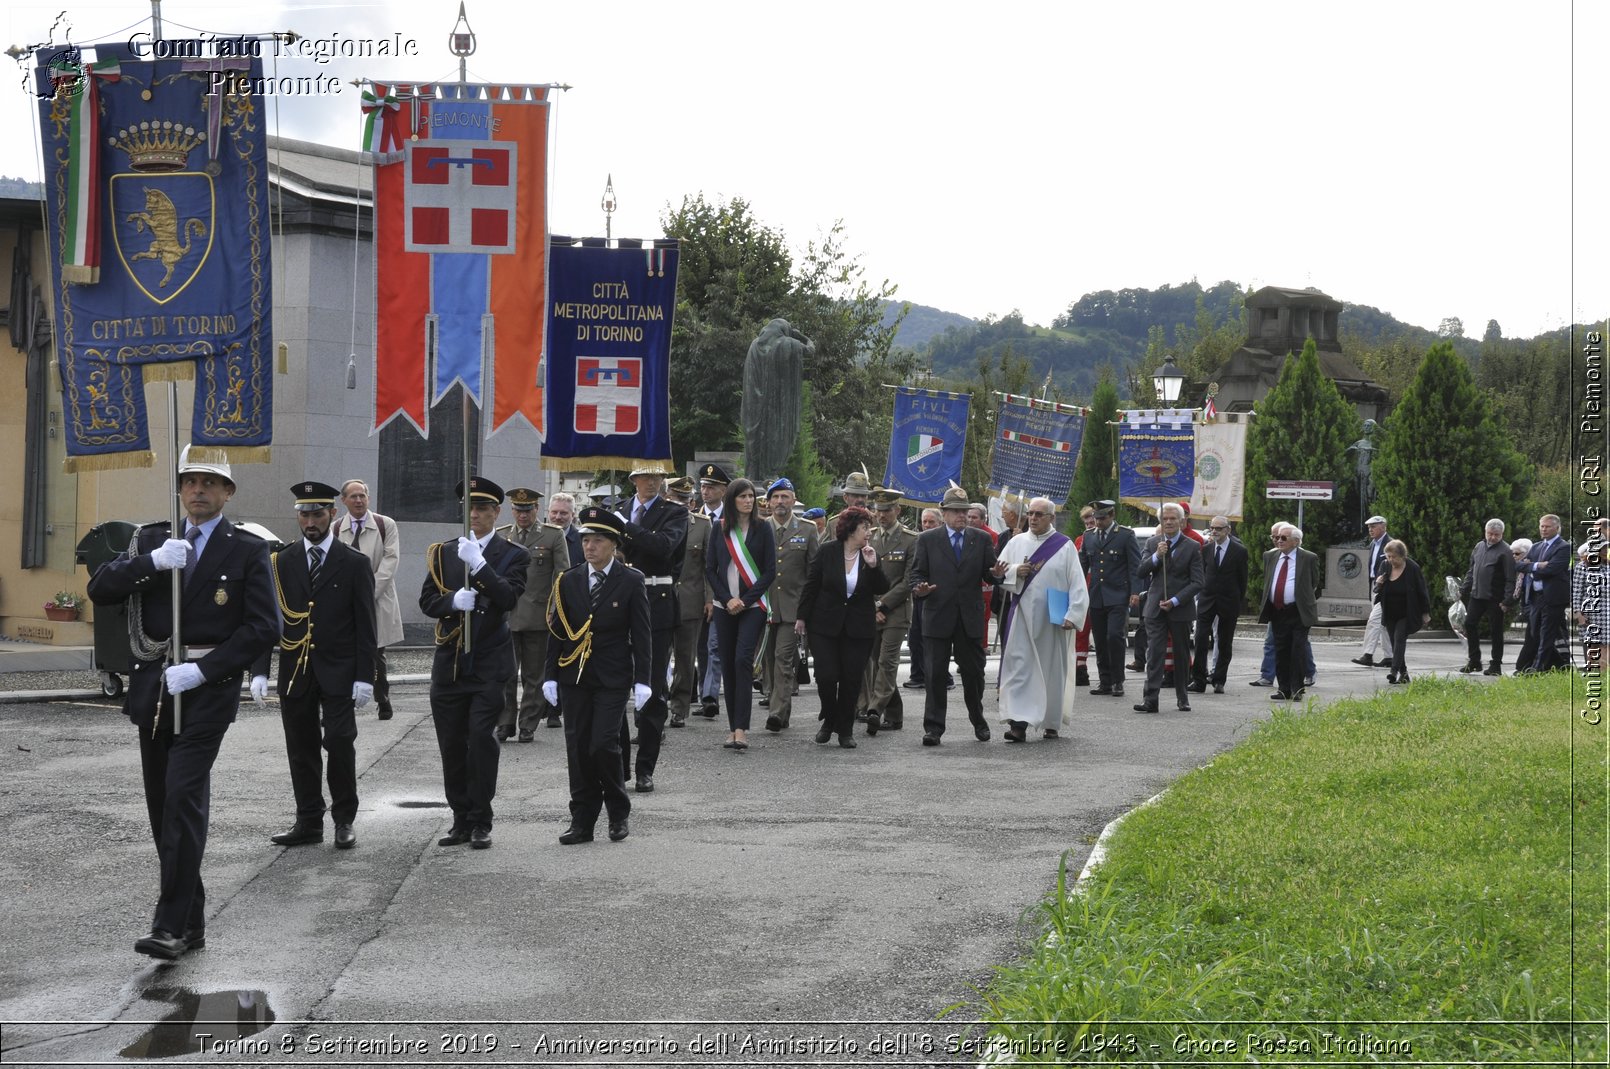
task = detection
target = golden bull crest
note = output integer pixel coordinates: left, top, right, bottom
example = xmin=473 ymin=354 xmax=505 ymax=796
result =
xmin=111 ymin=175 xmax=214 ymax=304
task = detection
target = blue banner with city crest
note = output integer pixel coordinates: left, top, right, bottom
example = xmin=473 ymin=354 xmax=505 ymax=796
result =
xmin=1118 ymin=411 xmax=1197 ymax=505
xmin=36 ymin=40 xmax=273 ymax=470
xmin=987 ymin=396 xmax=1086 ymax=505
xmin=882 ymin=386 xmax=971 ymax=506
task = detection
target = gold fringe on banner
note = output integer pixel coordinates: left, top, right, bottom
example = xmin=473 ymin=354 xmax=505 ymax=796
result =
xmin=63 ymin=450 xmax=156 ymax=474
xmin=277 ymin=342 xmax=289 ymax=375
xmin=143 ymin=362 xmax=196 ymax=383
xmin=896 ymin=496 xmax=941 ymax=510
xmin=540 ymin=456 xmax=673 ymax=473
xmin=220 ymin=445 xmax=272 ymax=465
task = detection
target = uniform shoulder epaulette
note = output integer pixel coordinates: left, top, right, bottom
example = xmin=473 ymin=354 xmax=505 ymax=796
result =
xmin=544 ymin=522 xmax=564 ymax=530
xmin=236 ymin=527 xmax=267 ymax=542
xmin=137 ymin=519 xmax=169 ymax=530
xmin=495 ymin=523 xmax=513 ymax=533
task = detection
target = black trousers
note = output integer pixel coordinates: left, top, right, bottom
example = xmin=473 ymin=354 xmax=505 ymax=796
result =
xmin=1464 ymin=598 xmax=1505 ymax=667
xmin=373 ymin=646 xmax=391 ymax=708
xmin=906 ymin=602 xmax=927 ymax=683
xmin=430 ymin=675 xmax=503 ymax=829
xmin=1090 ymin=603 xmax=1129 ymax=687
xmin=279 ymin=688 xmax=358 ymax=824
xmin=1531 ymin=602 xmax=1570 ymax=671
xmin=628 ymin=625 xmax=676 ymax=777
xmin=923 ymin=623 xmax=986 ymax=738
xmin=1383 ymin=612 xmax=1413 ymax=677
xmin=1144 ymin=613 xmax=1194 ymax=706
xmin=811 ymin=631 xmax=873 ymax=738
xmin=1270 ymin=604 xmax=1309 ymax=697
xmin=1192 ymin=603 xmax=1239 ymax=685
xmin=139 ymin=715 xmax=229 ymax=936
xmin=714 ymin=607 xmax=766 ymax=730
xmin=561 ymin=683 xmax=630 ymax=829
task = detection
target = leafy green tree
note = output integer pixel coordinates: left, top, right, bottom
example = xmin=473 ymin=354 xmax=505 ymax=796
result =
xmin=1370 ymin=341 xmax=1531 ymax=614
xmin=1241 ymin=339 xmax=1362 ymax=593
xmin=939 ymin=344 xmax=1035 ymax=499
xmin=781 ymin=383 xmax=834 ymax=510
xmin=1476 ymin=333 xmax=1572 ymax=469
xmin=1067 ymin=370 xmax=1121 ymax=529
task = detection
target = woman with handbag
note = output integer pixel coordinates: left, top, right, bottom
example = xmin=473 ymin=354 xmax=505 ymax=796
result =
xmin=796 ymin=507 xmax=889 ymax=748
xmin=705 ymin=479 xmax=775 ymax=749
xmin=1375 ymin=539 xmax=1432 ymax=684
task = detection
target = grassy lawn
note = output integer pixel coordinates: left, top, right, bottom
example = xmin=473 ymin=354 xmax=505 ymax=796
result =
xmin=980 ymin=674 xmax=1606 ymax=1064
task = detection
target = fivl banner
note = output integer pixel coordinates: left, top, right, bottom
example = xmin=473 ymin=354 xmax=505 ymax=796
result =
xmin=987 ymin=394 xmax=1086 ymax=505
xmin=370 ymin=80 xmax=549 ymax=437
xmin=883 ymin=387 xmax=970 ymax=506
xmin=541 ymin=241 xmax=678 ymax=470
xmin=1193 ymin=413 xmax=1250 ymax=520
xmin=36 ymin=40 xmax=273 ymax=471
xmin=1119 ymin=409 xmax=1196 ymax=506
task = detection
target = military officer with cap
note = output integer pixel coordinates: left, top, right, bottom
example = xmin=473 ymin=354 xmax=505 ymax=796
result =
xmin=837 ymin=466 xmax=874 ymax=515
xmin=544 ymin=507 xmax=652 ymax=843
xmin=87 ymin=446 xmax=279 ymax=960
xmin=1078 ymin=499 xmax=1142 ymax=698
xmin=614 ymin=461 xmax=688 ymax=792
xmin=253 ymin=481 xmax=377 ymax=851
xmin=860 ymin=487 xmax=919 ymax=731
xmin=497 ymin=487 xmax=571 ymax=742
xmin=760 ymin=476 xmax=819 ymax=731
xmin=665 ymin=477 xmax=713 ymax=728
xmin=419 ymin=476 xmax=529 ymax=850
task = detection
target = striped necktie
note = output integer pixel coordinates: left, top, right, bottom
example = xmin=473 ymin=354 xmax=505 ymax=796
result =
xmin=308 ymin=545 xmax=324 ymax=587
xmin=591 ymin=569 xmax=605 ymax=607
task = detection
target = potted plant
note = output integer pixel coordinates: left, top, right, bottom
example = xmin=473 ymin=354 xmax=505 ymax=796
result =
xmin=45 ymin=592 xmax=84 ymax=622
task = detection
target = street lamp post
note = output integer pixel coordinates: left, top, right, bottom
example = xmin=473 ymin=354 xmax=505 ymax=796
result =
xmin=601 ymin=174 xmax=616 ymax=243
xmin=1153 ymin=357 xmax=1185 ymax=405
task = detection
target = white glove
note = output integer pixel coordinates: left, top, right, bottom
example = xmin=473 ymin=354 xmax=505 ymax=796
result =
xmin=542 ymin=680 xmax=559 ymax=706
xmin=452 ymin=587 xmax=477 ymax=611
xmin=164 ymin=663 xmax=205 ymax=694
xmin=456 ymin=536 xmax=485 ymax=573
xmin=632 ymin=683 xmax=652 ymax=710
xmin=249 ymin=675 xmax=268 ymax=704
xmin=352 ymin=681 xmax=373 ymax=709
xmin=150 ymin=538 xmax=191 ymax=571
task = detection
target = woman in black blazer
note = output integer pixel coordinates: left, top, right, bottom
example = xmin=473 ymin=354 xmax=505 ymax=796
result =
xmin=705 ymin=478 xmax=775 ymax=749
xmin=1374 ymin=538 xmax=1432 ymax=684
xmin=797 ymin=507 xmax=889 ymax=747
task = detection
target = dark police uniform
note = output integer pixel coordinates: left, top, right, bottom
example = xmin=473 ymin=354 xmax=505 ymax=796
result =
xmin=1078 ymin=500 xmax=1141 ymax=696
xmin=419 ymin=476 xmax=529 ymax=847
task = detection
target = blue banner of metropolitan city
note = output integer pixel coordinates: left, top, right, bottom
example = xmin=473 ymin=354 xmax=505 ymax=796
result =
xmin=1118 ymin=421 xmax=1196 ymax=504
xmin=882 ymin=387 xmax=970 ymax=505
xmin=542 ymin=241 xmax=678 ymax=470
xmin=987 ymin=397 xmax=1086 ymax=504
xmin=36 ymin=40 xmax=273 ymax=471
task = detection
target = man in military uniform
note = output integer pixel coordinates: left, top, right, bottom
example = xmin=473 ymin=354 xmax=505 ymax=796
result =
xmin=614 ymin=462 xmax=688 ymax=792
xmin=419 ymin=476 xmax=529 ymax=850
xmin=546 ymin=492 xmax=582 ymax=575
xmin=544 ymin=507 xmax=652 ymax=844
xmin=1078 ymin=499 xmax=1142 ymax=698
xmin=694 ymin=464 xmax=729 ymax=716
xmin=760 ymin=477 xmax=818 ymax=731
xmin=665 ymin=477 xmax=712 ymax=728
xmin=87 ymin=446 xmax=279 ymax=960
xmin=837 ymin=466 xmax=874 ymax=515
xmin=498 ymin=487 xmax=571 ymax=742
xmin=254 ymin=481 xmax=376 ymax=851
xmin=860 ymin=487 xmax=918 ymax=732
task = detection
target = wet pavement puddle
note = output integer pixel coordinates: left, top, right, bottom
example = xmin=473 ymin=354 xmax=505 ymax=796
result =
xmin=119 ymin=988 xmax=275 ymax=1058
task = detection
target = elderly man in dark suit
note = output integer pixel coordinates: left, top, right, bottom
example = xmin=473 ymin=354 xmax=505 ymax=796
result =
xmin=1257 ymin=522 xmax=1320 ymax=701
xmin=419 ymin=476 xmax=529 ymax=850
xmin=1079 ymin=499 xmax=1142 ymax=698
xmin=254 ymin=481 xmax=377 ymax=851
xmin=1189 ymin=515 xmax=1249 ymax=695
xmin=545 ymin=507 xmax=652 ymax=844
xmin=909 ymin=486 xmax=1002 ymax=745
xmin=1134 ymin=503 xmax=1206 ymax=713
xmin=87 ymin=447 xmax=280 ymax=960
xmin=1517 ymin=513 xmax=1572 ymax=672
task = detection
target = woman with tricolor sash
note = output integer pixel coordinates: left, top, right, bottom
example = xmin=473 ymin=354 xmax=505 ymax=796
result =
xmin=705 ymin=478 xmax=776 ymax=749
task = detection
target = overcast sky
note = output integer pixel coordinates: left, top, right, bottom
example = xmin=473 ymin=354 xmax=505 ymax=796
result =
xmin=5 ymin=0 xmax=1604 ymax=338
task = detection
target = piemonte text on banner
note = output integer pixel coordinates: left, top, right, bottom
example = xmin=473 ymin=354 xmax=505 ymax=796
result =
xmin=35 ymin=40 xmax=274 ymax=471
xmin=541 ymin=241 xmax=678 ymax=470
xmin=370 ymin=80 xmax=549 ymax=438
xmin=987 ymin=394 xmax=1086 ymax=506
xmin=883 ymin=387 xmax=970 ymax=506
xmin=1119 ymin=409 xmax=1197 ymax=508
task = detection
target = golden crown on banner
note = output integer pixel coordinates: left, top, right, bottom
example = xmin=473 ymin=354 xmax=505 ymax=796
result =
xmin=108 ymin=121 xmax=207 ymax=173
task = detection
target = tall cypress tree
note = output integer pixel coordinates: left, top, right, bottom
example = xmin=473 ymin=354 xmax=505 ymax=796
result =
xmin=1370 ymin=341 xmax=1530 ymax=612
xmin=1066 ymin=370 xmax=1121 ymax=531
xmin=1241 ymin=339 xmax=1362 ymax=593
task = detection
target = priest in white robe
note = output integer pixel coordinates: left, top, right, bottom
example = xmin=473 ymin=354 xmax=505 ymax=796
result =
xmin=992 ymin=497 xmax=1090 ymax=741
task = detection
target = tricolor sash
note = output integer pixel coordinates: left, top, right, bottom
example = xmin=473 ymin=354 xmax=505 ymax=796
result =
xmin=728 ymin=528 xmax=771 ymax=616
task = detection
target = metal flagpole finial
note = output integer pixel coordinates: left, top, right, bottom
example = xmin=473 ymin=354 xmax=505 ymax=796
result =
xmin=601 ymin=174 xmax=616 ymax=242
xmin=449 ymin=2 xmax=476 ymax=82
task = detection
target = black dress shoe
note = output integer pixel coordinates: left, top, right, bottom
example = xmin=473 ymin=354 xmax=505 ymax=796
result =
xmin=1458 ymin=662 xmax=1481 ymax=674
xmin=1483 ymin=665 xmax=1502 ymax=676
xmin=181 ymin=928 xmax=205 ymax=951
xmin=902 ymin=678 xmax=926 ymax=689
xmin=1132 ymin=702 xmax=1158 ymax=713
xmin=547 ymin=716 xmax=564 ymax=727
xmin=516 ymin=732 xmax=534 ymax=742
xmin=764 ymin=714 xmax=783 ymax=732
xmin=698 ymin=702 xmax=720 ymax=718
xmin=1351 ymin=654 xmax=1375 ymax=667
xmin=1042 ymin=729 xmax=1059 ymax=739
xmin=921 ymin=733 xmax=941 ymax=746
xmin=377 ymin=702 xmax=393 ymax=720
xmin=815 ymin=725 xmax=833 ymax=743
xmin=758 ymin=695 xmax=770 ymax=707
xmin=494 ymin=727 xmax=512 ymax=742
xmin=1004 ymin=725 xmax=1026 ymax=743
xmin=974 ymin=723 xmax=991 ymax=742
xmin=270 ymin=824 xmax=322 ymax=846
xmin=1089 ymin=684 xmax=1113 ymax=696
xmin=1212 ymin=683 xmax=1225 ymax=694
xmin=1186 ymin=680 xmax=1206 ymax=693
xmin=635 ymin=774 xmax=654 ymax=793
xmin=669 ymin=712 xmax=686 ymax=727
xmin=1125 ymin=661 xmax=1144 ymax=672
xmin=558 ymin=825 xmax=594 ymax=845
xmin=608 ymin=818 xmax=629 ymax=842
xmin=135 ymin=929 xmax=188 ymax=960
xmin=470 ymin=826 xmax=492 ymax=849
xmin=437 ymin=826 xmax=471 ymax=847
xmin=1177 ymin=701 xmax=1191 ymax=712
xmin=838 ymin=735 xmax=857 ymax=748
xmin=1109 ymin=685 xmax=1124 ymax=697
xmin=333 ymin=823 xmax=356 ymax=849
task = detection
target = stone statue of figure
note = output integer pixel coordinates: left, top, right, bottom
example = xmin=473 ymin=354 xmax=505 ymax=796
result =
xmin=741 ymin=319 xmax=813 ymax=483
xmin=1346 ymin=418 xmax=1379 ymax=532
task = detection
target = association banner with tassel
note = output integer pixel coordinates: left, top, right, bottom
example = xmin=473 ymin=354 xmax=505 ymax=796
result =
xmin=882 ymin=386 xmax=971 ymax=506
xmin=35 ymin=41 xmax=274 ymax=471
xmin=1117 ymin=408 xmax=1196 ymax=506
xmin=987 ymin=394 xmax=1086 ymax=505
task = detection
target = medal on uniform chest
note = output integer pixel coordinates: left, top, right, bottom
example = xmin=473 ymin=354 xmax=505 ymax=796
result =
xmin=214 ymin=587 xmax=229 ymax=606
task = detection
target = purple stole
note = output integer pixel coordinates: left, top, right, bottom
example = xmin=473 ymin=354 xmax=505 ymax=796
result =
xmin=1001 ymin=531 xmax=1072 ymax=650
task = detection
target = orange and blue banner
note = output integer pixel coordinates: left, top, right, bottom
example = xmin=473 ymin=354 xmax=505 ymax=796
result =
xmin=35 ymin=40 xmax=273 ymax=471
xmin=370 ymin=81 xmax=548 ymax=438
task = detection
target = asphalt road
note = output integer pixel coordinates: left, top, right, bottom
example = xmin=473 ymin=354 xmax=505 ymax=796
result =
xmin=0 ymin=633 xmax=1489 ymax=1066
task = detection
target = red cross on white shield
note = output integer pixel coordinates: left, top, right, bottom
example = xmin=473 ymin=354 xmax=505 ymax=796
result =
xmin=404 ymin=139 xmax=518 ymax=254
